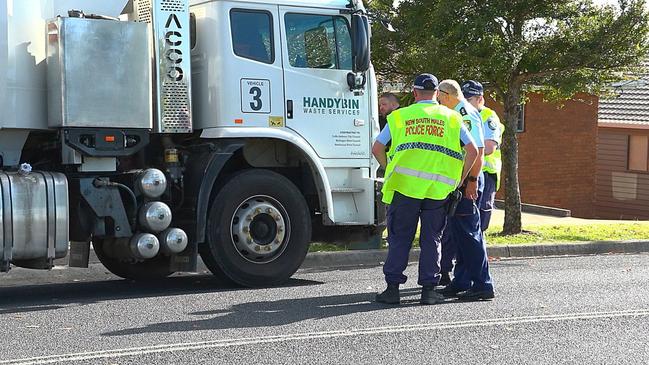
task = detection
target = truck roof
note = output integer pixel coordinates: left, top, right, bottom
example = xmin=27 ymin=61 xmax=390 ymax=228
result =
xmin=190 ymin=0 xmax=355 ymax=9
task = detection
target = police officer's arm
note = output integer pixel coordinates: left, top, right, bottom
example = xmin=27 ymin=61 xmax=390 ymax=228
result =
xmin=484 ymin=140 xmax=498 ymax=156
xmin=463 ymin=114 xmax=485 ymax=201
xmin=372 ymin=125 xmax=391 ymax=169
xmin=459 ymin=124 xmax=478 ymax=183
xmin=372 ymin=141 xmax=388 ymax=169
xmin=466 ymin=147 xmax=484 ymax=201
xmin=462 ymin=142 xmax=478 ymax=182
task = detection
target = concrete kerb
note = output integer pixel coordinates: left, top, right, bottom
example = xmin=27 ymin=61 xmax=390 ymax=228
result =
xmin=65 ymin=240 xmax=649 ymax=271
xmin=303 ymin=240 xmax=649 ymax=269
xmin=494 ymin=200 xmax=571 ymax=218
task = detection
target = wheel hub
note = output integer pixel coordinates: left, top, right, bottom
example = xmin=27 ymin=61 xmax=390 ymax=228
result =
xmin=231 ymin=196 xmax=289 ymax=263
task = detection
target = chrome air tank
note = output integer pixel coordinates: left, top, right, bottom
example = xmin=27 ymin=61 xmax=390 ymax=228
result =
xmin=0 ymin=170 xmax=69 ymax=271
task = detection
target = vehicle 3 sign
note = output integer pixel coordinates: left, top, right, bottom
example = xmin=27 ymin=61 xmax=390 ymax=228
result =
xmin=241 ymin=79 xmax=271 ymax=114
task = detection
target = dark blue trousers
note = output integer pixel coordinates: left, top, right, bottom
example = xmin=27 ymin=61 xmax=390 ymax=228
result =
xmin=480 ymin=173 xmax=497 ymax=232
xmin=440 ymin=188 xmax=483 ymax=274
xmin=440 ymin=226 xmax=455 ymax=274
xmin=383 ymin=193 xmax=447 ymax=286
xmin=448 ymin=206 xmax=494 ymax=292
xmin=439 ymin=186 xmax=494 ymax=292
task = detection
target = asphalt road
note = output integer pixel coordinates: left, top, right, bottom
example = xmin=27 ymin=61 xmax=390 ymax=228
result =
xmin=0 ymin=254 xmax=648 ymax=364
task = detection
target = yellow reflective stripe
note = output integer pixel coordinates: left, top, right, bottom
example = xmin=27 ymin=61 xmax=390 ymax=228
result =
xmin=393 ymin=166 xmax=458 ymax=187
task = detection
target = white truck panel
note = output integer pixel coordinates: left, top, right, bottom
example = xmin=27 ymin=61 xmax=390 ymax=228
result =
xmin=0 ymin=0 xmax=128 ymax=130
xmin=201 ymin=126 xmax=338 ymax=222
xmin=190 ymin=0 xmax=360 ymax=10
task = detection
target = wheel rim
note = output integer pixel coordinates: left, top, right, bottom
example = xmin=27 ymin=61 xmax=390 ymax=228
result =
xmin=230 ymin=195 xmax=290 ymax=264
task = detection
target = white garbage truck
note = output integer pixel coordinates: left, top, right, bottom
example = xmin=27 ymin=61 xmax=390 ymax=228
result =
xmin=0 ymin=0 xmax=382 ymax=286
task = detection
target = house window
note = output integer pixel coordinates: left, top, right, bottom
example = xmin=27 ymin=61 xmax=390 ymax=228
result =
xmin=628 ymin=135 xmax=649 ymax=172
xmin=516 ymin=104 xmax=525 ymax=133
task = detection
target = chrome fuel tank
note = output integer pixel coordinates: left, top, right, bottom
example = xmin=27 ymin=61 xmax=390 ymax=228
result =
xmin=0 ymin=171 xmax=69 ymax=271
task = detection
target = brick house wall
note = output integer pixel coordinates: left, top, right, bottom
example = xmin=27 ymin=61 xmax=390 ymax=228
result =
xmin=490 ymin=93 xmax=599 ymax=218
xmin=594 ymin=126 xmax=649 ymax=220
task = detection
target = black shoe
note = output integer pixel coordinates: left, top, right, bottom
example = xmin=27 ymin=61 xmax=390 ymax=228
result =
xmin=439 ymin=272 xmax=452 ymax=286
xmin=420 ymin=286 xmax=445 ymax=305
xmin=435 ymin=285 xmax=463 ymax=298
xmin=457 ymin=288 xmax=495 ymax=301
xmin=375 ymin=284 xmax=400 ymax=304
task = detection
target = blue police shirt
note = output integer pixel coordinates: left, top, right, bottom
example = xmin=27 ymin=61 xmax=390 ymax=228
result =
xmin=481 ymin=108 xmax=501 ymax=145
xmin=454 ymin=99 xmax=484 ymax=148
xmin=455 ymin=99 xmax=485 ymax=192
xmin=375 ymin=100 xmax=475 ymax=147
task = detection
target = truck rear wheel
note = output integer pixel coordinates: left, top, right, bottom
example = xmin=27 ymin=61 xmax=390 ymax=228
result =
xmin=200 ymin=169 xmax=311 ymax=287
xmin=93 ymin=238 xmax=174 ymax=280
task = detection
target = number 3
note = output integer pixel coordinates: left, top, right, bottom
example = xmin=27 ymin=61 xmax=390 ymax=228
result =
xmin=250 ymin=87 xmax=262 ymax=111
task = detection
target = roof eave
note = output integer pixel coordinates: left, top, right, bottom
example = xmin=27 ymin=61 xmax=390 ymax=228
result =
xmin=598 ymin=121 xmax=649 ymax=130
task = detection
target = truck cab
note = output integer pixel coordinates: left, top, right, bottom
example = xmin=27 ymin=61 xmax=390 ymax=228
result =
xmin=192 ymin=0 xmax=379 ymax=226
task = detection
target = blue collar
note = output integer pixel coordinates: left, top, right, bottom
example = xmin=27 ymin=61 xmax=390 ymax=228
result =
xmin=454 ymin=99 xmax=468 ymax=112
xmin=417 ymin=100 xmax=439 ymax=105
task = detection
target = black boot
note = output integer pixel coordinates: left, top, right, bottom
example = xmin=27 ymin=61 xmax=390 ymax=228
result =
xmin=375 ymin=284 xmax=400 ymax=304
xmin=435 ymin=284 xmax=462 ymax=298
xmin=438 ymin=272 xmax=452 ymax=286
xmin=457 ymin=288 xmax=495 ymax=301
xmin=420 ymin=285 xmax=445 ymax=305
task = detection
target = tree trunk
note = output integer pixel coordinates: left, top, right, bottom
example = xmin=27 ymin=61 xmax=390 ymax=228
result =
xmin=501 ymin=88 xmax=523 ymax=234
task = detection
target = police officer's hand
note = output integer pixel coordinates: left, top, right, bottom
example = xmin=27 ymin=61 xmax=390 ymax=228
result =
xmin=466 ymin=180 xmax=479 ymax=201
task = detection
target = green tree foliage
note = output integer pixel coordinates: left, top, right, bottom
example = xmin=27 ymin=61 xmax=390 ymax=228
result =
xmin=370 ymin=0 xmax=649 ymax=234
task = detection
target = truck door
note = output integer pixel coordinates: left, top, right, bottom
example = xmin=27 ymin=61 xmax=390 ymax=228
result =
xmin=279 ymin=7 xmax=371 ymax=160
xmin=218 ymin=3 xmax=284 ymax=129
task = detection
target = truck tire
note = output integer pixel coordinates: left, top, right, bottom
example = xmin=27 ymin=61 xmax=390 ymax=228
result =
xmin=93 ymin=238 xmax=174 ymax=281
xmin=200 ymin=169 xmax=311 ymax=287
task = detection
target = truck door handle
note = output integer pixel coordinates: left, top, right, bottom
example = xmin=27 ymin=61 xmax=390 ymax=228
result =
xmin=287 ymin=100 xmax=293 ymax=119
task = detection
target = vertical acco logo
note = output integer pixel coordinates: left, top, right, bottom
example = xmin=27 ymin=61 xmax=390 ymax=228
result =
xmin=164 ymin=14 xmax=184 ymax=81
xmin=303 ymin=97 xmax=361 ymax=116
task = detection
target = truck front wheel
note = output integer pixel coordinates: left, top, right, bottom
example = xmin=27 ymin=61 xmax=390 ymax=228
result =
xmin=200 ymin=169 xmax=311 ymax=287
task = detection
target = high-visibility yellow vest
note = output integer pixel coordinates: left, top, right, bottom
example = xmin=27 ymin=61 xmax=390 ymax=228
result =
xmin=382 ymin=103 xmax=464 ymax=204
xmin=481 ymin=107 xmax=505 ymax=190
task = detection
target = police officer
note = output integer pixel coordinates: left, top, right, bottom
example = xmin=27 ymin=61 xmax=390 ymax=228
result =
xmin=377 ymin=93 xmax=400 ymax=177
xmin=462 ymin=80 xmax=504 ymax=232
xmin=379 ymin=92 xmax=401 ymax=131
xmin=436 ymin=79 xmax=495 ymax=301
xmin=372 ymin=74 xmax=478 ymax=305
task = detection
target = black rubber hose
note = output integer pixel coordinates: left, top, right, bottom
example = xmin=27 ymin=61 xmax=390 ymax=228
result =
xmin=94 ymin=179 xmax=138 ymax=228
xmin=111 ymin=182 xmax=138 ymax=228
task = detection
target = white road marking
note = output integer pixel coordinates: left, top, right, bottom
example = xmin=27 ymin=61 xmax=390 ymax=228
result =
xmin=2 ymin=309 xmax=648 ymax=365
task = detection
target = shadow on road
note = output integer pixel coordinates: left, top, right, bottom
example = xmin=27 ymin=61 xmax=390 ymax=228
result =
xmin=103 ymin=287 xmax=453 ymax=337
xmin=0 ymin=276 xmax=322 ymax=315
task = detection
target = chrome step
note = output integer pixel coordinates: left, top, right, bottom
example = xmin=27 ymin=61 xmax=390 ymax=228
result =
xmin=331 ymin=187 xmax=365 ymax=193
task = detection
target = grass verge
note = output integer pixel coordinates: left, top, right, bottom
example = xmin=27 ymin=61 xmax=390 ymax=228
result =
xmin=309 ymin=222 xmax=649 ymax=252
xmin=485 ymin=223 xmax=649 ymax=245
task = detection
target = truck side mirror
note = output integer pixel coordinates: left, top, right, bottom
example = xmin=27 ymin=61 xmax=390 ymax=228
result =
xmin=351 ymin=14 xmax=370 ymax=73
